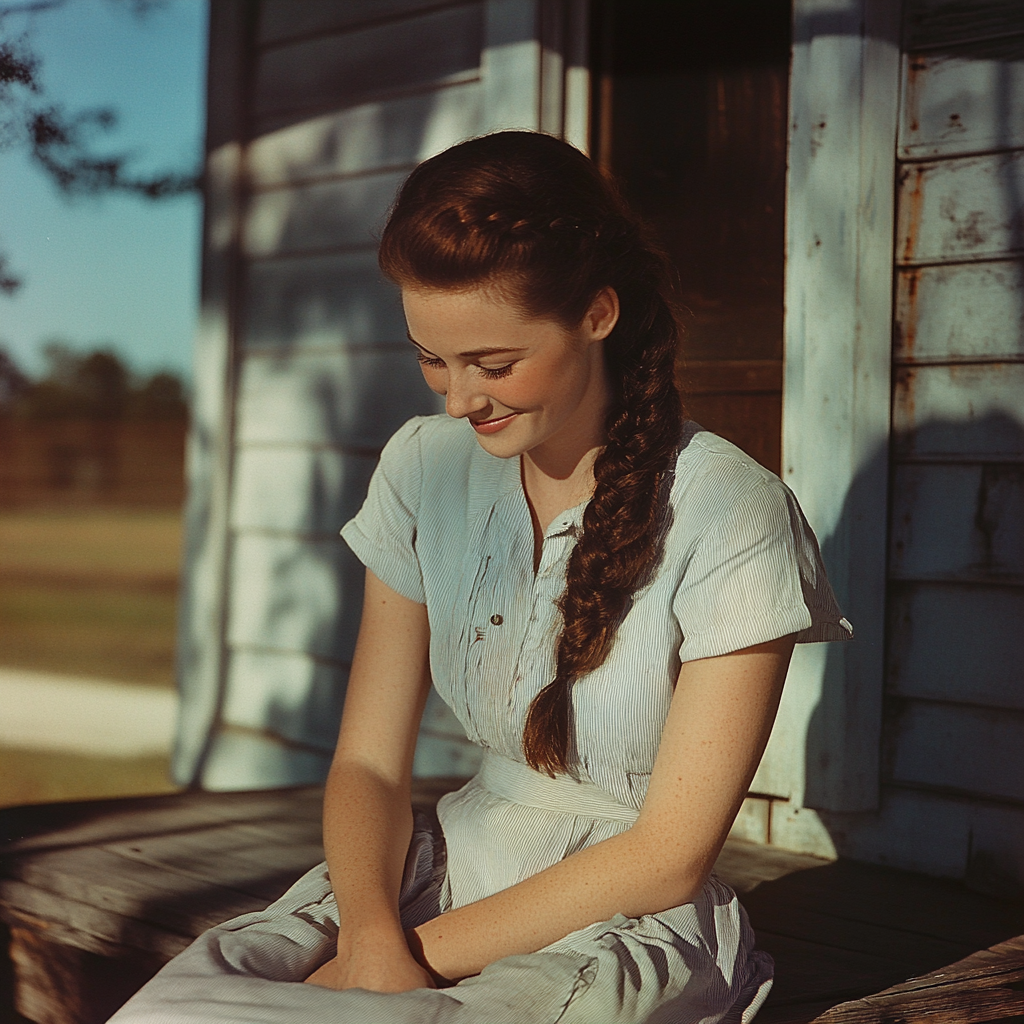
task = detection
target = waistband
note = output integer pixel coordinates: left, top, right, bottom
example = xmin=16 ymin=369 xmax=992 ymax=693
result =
xmin=476 ymin=749 xmax=639 ymax=825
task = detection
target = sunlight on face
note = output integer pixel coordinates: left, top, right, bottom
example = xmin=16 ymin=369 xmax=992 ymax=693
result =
xmin=401 ymin=283 xmax=618 ymax=466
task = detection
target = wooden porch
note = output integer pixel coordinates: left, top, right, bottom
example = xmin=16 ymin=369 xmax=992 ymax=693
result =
xmin=1 ymin=784 xmax=1022 ymax=1024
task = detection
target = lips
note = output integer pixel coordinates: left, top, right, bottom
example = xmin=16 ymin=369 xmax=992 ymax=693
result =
xmin=470 ymin=412 xmax=518 ymax=434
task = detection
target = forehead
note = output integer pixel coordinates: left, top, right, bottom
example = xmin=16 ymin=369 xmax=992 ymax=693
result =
xmin=401 ymin=284 xmax=563 ymax=353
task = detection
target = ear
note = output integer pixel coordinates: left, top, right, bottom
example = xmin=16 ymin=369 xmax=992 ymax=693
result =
xmin=584 ymin=287 xmax=620 ymax=343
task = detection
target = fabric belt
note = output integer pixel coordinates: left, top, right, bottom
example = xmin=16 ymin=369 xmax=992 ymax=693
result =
xmin=477 ymin=749 xmax=639 ymax=825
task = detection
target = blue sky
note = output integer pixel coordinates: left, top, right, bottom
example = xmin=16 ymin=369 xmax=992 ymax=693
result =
xmin=0 ymin=0 xmax=207 ymax=381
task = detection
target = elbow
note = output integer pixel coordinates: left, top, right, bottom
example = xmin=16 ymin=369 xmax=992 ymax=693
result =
xmin=619 ymin=827 xmax=714 ymax=914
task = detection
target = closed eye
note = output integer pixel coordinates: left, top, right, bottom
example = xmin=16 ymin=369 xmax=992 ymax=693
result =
xmin=479 ymin=363 xmax=514 ymax=379
xmin=415 ymin=352 xmax=446 ymax=370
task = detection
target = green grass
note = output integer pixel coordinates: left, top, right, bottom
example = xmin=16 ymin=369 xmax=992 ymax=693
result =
xmin=0 ymin=509 xmax=184 ymax=805
xmin=0 ymin=747 xmax=180 ymax=809
xmin=0 ymin=509 xmax=181 ymax=686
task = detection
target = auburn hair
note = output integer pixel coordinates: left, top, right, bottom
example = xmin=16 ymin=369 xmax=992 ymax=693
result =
xmin=379 ymin=131 xmax=684 ymax=775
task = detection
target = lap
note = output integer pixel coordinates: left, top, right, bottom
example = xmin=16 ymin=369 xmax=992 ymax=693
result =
xmin=107 ymin=813 xmax=772 ymax=1024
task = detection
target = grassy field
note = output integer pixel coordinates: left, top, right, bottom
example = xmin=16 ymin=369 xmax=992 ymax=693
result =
xmin=0 ymin=508 xmax=184 ymax=807
xmin=0 ymin=509 xmax=181 ymax=686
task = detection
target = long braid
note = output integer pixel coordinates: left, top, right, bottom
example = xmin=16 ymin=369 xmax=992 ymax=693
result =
xmin=378 ymin=131 xmax=685 ymax=776
xmin=523 ymin=282 xmax=683 ymax=774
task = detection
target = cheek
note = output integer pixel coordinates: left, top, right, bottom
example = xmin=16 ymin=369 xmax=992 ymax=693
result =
xmin=420 ymin=366 xmax=447 ymax=395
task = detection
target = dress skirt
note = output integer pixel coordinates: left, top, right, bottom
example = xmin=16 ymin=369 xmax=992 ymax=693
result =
xmin=108 ymin=805 xmax=774 ymax=1024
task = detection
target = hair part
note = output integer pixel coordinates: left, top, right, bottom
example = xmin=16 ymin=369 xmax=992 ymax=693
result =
xmin=380 ymin=131 xmax=684 ymax=775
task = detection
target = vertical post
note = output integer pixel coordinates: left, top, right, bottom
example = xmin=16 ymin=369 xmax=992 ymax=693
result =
xmin=757 ymin=0 xmax=901 ymax=826
xmin=172 ymin=0 xmax=252 ymax=785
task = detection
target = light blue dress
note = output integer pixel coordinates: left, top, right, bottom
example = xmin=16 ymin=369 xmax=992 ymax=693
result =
xmin=110 ymin=416 xmax=851 ymax=1024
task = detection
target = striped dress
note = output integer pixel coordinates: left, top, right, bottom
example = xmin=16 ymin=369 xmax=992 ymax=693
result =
xmin=110 ymin=415 xmax=851 ymax=1024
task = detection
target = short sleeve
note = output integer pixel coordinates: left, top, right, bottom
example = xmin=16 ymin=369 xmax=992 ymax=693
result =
xmin=340 ymin=417 xmax=427 ymax=603
xmin=672 ymin=479 xmax=853 ymax=663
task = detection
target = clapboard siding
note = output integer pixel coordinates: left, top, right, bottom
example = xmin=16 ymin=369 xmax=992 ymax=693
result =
xmin=888 ymin=583 xmax=1024 ymax=711
xmin=244 ymin=253 xmax=406 ymax=353
xmin=895 ymin=261 xmax=1024 ymax=362
xmin=222 ymin=647 xmax=347 ymax=750
xmin=249 ymin=82 xmax=483 ymax=187
xmin=880 ymin=5 xmax=1024 ymax=882
xmin=900 ymin=38 xmax=1024 ymax=159
xmin=235 ymin=349 xmax=442 ymax=448
xmin=258 ymin=0 xmax=453 ymax=46
xmin=230 ymin=447 xmax=377 ymax=535
xmin=888 ymin=701 xmax=1024 ymax=804
xmin=254 ymin=5 xmax=483 ymax=120
xmin=897 ymin=149 xmax=1024 ymax=265
xmin=244 ymin=171 xmax=407 ymax=258
xmin=226 ymin=533 xmax=362 ymax=663
xmin=892 ymin=363 xmax=1024 ymax=460
xmin=834 ymin=784 xmax=1024 ymax=889
xmin=890 ymin=462 xmax=1024 ymax=582
xmin=904 ymin=0 xmax=1024 ymax=51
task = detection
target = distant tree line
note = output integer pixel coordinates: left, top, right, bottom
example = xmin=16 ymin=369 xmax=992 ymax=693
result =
xmin=0 ymin=343 xmax=188 ymax=421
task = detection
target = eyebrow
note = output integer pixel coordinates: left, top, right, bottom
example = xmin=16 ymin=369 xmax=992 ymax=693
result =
xmin=406 ymin=334 xmax=526 ymax=359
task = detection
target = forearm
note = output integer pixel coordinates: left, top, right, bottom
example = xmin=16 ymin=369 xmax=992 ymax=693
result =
xmin=412 ymin=822 xmax=711 ymax=982
xmin=322 ymin=757 xmax=415 ymax=935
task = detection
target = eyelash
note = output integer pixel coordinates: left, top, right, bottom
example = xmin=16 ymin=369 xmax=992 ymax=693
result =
xmin=415 ymin=354 xmax=515 ymax=380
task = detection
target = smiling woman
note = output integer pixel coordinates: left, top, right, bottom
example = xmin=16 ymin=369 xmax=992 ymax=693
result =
xmin=111 ymin=132 xmax=851 ymax=1024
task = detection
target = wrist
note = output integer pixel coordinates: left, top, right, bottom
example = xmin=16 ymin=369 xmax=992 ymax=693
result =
xmin=404 ymin=926 xmax=455 ymax=988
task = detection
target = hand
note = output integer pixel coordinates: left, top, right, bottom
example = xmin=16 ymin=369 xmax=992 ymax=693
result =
xmin=304 ymin=942 xmax=436 ymax=993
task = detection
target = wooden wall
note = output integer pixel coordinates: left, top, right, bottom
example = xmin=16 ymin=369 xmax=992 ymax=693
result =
xmin=176 ymin=0 xmax=588 ymax=789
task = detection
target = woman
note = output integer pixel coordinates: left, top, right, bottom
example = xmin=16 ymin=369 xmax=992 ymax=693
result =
xmin=111 ymin=131 xmax=851 ymax=1023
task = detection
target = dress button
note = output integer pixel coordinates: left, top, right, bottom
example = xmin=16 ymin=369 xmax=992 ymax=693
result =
xmin=490 ymin=614 xmax=504 ymax=626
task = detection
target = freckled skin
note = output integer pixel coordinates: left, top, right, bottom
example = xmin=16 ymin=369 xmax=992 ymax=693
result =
xmin=401 ymin=284 xmax=618 ymax=489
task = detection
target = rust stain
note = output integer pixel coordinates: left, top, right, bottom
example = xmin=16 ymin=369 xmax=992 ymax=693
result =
xmin=905 ymin=57 xmax=925 ymax=136
xmin=901 ymin=165 xmax=926 ymax=264
xmin=897 ymin=268 xmax=920 ymax=360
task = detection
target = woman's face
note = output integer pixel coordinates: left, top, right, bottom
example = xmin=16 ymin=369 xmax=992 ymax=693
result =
xmin=401 ymin=282 xmax=618 ymax=464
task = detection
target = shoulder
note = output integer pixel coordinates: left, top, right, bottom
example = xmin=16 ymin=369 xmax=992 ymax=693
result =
xmin=669 ymin=422 xmax=789 ymax=527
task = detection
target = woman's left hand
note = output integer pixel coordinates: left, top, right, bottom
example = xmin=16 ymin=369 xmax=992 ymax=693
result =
xmin=304 ymin=950 xmax=437 ymax=992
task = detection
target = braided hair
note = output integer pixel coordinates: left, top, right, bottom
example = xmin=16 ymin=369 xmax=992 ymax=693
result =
xmin=379 ymin=132 xmax=684 ymax=775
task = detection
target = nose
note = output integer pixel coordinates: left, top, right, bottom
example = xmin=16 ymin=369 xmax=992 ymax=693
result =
xmin=444 ymin=369 xmax=488 ymax=420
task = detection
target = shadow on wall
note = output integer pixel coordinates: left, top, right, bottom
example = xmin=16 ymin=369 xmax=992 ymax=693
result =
xmin=809 ymin=412 xmax=1024 ymax=894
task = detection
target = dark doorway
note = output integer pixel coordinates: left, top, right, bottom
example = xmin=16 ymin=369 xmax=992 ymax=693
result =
xmin=592 ymin=0 xmax=791 ymax=474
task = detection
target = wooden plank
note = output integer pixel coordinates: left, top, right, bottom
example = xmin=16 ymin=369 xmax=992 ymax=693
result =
xmin=897 ymin=150 xmax=1024 ymax=265
xmin=811 ymin=934 xmax=1024 ymax=1023
xmin=1 ymin=881 xmax=194 ymax=958
xmin=713 ymin=839 xmax=829 ymax=894
xmin=892 ymin=363 xmax=1024 ymax=460
xmin=904 ymin=0 xmax=1024 ymax=51
xmin=895 ymin=260 xmax=1024 ymax=363
xmin=244 ymin=170 xmax=406 ymax=258
xmin=778 ymin=0 xmax=900 ymax=813
xmin=753 ymin=929 xmax=918 ymax=1010
xmin=257 ymin=0 xmax=449 ymax=46
xmin=740 ymin=845 xmax=1024 ymax=949
xmin=889 ymin=462 xmax=1024 ymax=582
xmin=222 ymin=647 xmax=348 ymax=749
xmin=4 ymin=909 xmax=172 ymax=1024
xmin=235 ymin=348 xmax=443 ymax=448
xmin=888 ymin=582 xmax=1024 ymax=710
xmin=0 ymin=787 xmax=323 ymax=854
xmin=888 ymin=700 xmax=1024 ymax=804
xmin=249 ymin=82 xmax=482 ymax=187
xmin=254 ymin=5 xmax=483 ymax=120
xmin=3 ymin=846 xmax=262 ymax=938
xmin=230 ymin=446 xmax=377 ymax=535
xmin=681 ymin=359 xmax=782 ymax=394
xmin=900 ymin=38 xmax=1024 ymax=159
xmin=244 ymin=251 xmax=406 ymax=353
xmin=226 ymin=532 xmax=362 ymax=663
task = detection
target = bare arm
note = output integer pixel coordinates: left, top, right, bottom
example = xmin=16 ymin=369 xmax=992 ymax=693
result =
xmin=305 ymin=569 xmax=435 ymax=992
xmin=409 ymin=634 xmax=795 ymax=983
